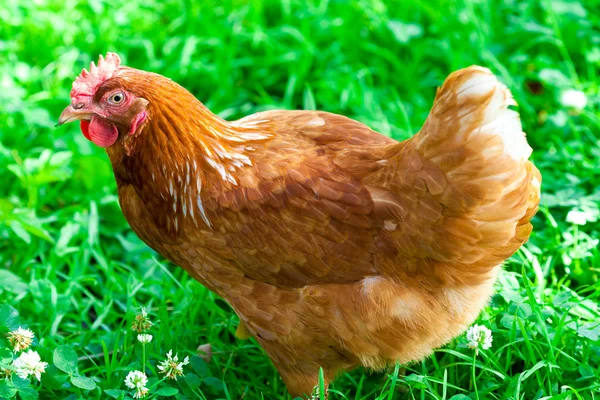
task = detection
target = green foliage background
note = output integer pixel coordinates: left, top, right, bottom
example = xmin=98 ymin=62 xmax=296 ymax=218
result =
xmin=0 ymin=0 xmax=599 ymax=398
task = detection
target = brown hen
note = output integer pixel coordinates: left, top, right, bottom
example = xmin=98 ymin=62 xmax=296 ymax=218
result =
xmin=58 ymin=53 xmax=541 ymax=397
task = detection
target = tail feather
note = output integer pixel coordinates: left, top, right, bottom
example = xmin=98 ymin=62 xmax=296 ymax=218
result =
xmin=417 ymin=67 xmax=539 ymax=264
xmin=415 ymin=66 xmax=532 ymax=162
xmin=413 ymin=66 xmax=537 ymax=210
xmin=371 ymin=66 xmax=541 ymax=280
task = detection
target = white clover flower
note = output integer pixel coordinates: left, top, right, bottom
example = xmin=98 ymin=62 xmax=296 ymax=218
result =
xmin=310 ymin=385 xmax=327 ymax=400
xmin=0 ymin=366 xmax=12 ymax=378
xmin=566 ymin=210 xmax=588 ymax=226
xmin=157 ymin=350 xmax=190 ymax=380
xmin=137 ymin=334 xmax=153 ymax=344
xmin=466 ymin=324 xmax=493 ymax=351
xmin=560 ymin=89 xmax=587 ymax=111
xmin=132 ymin=307 xmax=153 ymax=333
xmin=8 ymin=327 xmax=35 ymax=352
xmin=12 ymin=350 xmax=48 ymax=381
xmin=124 ymin=370 xmax=149 ymax=399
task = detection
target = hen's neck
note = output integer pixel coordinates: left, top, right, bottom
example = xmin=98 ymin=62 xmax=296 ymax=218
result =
xmin=112 ymin=93 xmax=269 ymax=182
xmin=108 ymin=83 xmax=270 ymax=231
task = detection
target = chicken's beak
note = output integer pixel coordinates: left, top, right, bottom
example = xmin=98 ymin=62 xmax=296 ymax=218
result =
xmin=55 ymin=104 xmax=94 ymax=127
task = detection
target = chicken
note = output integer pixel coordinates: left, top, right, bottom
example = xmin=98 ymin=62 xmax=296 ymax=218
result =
xmin=58 ymin=53 xmax=541 ymax=397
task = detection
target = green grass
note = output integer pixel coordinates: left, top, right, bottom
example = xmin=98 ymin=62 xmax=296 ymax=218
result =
xmin=1 ymin=0 xmax=599 ymax=398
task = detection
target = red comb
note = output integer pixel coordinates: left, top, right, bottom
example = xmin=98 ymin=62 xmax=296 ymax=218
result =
xmin=70 ymin=52 xmax=121 ymax=103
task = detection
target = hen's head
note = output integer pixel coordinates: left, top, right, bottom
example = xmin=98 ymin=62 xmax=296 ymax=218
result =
xmin=58 ymin=53 xmax=150 ymax=148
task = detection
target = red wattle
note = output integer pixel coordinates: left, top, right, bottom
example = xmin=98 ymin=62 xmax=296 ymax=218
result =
xmin=80 ymin=120 xmax=91 ymax=141
xmin=88 ymin=116 xmax=119 ymax=148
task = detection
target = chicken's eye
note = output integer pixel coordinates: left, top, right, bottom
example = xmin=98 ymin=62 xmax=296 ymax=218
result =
xmin=108 ymin=92 xmax=125 ymax=105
